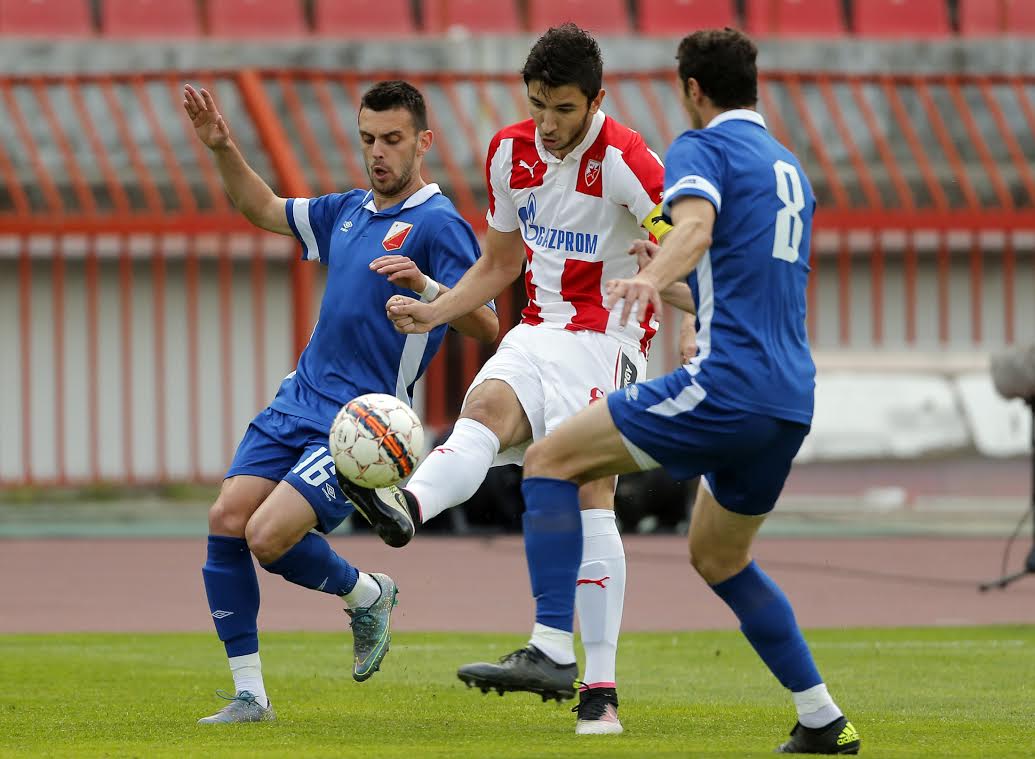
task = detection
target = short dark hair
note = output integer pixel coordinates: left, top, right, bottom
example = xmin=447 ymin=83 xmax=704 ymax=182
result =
xmin=521 ymin=23 xmax=603 ymax=102
xmin=676 ymin=28 xmax=758 ymax=109
xmin=360 ymin=80 xmax=428 ymax=132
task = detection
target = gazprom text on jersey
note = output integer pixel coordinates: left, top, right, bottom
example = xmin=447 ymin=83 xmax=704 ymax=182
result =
xmin=525 ymin=225 xmax=599 ymax=255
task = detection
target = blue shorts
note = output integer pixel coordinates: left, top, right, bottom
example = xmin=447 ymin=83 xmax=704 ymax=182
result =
xmin=607 ymin=370 xmax=809 ymax=516
xmin=226 ymin=407 xmax=354 ymax=533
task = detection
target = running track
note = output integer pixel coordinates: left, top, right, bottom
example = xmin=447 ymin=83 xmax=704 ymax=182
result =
xmin=2 ymin=537 xmax=1034 ymax=633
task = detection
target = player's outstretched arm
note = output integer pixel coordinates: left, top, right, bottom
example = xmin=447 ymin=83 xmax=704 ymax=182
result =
xmin=385 ymin=227 xmax=525 ymax=335
xmin=182 ymin=84 xmax=290 ymax=236
xmin=607 ymin=197 xmax=715 ymax=326
xmin=371 ymin=255 xmax=498 ymax=343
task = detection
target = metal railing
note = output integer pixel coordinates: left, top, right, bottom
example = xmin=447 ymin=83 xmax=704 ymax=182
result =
xmin=2 ymin=68 xmax=1034 ymax=485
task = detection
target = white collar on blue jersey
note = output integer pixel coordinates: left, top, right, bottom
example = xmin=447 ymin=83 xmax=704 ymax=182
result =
xmin=363 ymin=183 xmax=442 ymax=213
xmin=706 ymin=109 xmax=767 ymax=130
xmin=535 ymin=109 xmax=606 ymax=164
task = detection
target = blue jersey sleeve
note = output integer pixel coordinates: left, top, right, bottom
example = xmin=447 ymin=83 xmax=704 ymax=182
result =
xmin=285 ymin=193 xmax=350 ymax=264
xmin=427 ymin=218 xmax=495 ymax=311
xmin=661 ymin=135 xmax=725 ymax=222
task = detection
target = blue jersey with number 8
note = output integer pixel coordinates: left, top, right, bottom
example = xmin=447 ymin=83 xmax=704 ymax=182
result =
xmin=661 ymin=110 xmax=816 ymax=425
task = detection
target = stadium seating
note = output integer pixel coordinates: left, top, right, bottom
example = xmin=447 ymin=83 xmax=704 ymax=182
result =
xmin=422 ymin=0 xmax=520 ymax=34
xmin=207 ymin=0 xmax=308 ymax=37
xmin=315 ymin=0 xmax=416 ymax=36
xmin=960 ymin=0 xmax=1035 ymax=35
xmin=527 ymin=0 xmax=631 ymax=35
xmin=1 ymin=1 xmax=1032 ymax=44
xmin=997 ymin=0 xmax=1035 ymax=35
xmin=746 ymin=0 xmax=847 ymax=37
xmin=853 ymin=0 xmax=951 ymax=38
xmin=959 ymin=0 xmax=1004 ymax=35
xmin=1003 ymin=0 xmax=1035 ymax=35
xmin=102 ymin=0 xmax=202 ymax=37
xmin=638 ymin=0 xmax=736 ymax=36
xmin=0 ymin=0 xmax=93 ymax=36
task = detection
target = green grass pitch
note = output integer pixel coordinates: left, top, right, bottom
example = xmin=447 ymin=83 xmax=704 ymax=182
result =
xmin=1 ymin=627 xmax=1033 ymax=758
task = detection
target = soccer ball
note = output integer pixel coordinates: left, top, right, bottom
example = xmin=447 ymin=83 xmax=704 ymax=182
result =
xmin=329 ymin=393 xmax=424 ymax=489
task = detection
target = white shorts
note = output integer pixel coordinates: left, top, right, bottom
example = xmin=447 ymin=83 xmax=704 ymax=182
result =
xmin=463 ymin=323 xmax=648 ymax=466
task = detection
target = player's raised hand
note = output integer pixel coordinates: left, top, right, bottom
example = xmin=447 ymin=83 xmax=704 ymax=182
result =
xmin=628 ymin=239 xmax=662 ymax=270
xmin=605 ymin=276 xmax=662 ymax=328
xmin=370 ymin=255 xmax=427 ymax=293
xmin=183 ymin=84 xmax=230 ymax=150
xmin=386 ymin=295 xmax=437 ymax=335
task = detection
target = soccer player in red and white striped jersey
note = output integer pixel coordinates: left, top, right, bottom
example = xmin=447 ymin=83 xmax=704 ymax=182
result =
xmin=352 ymin=24 xmax=694 ymax=735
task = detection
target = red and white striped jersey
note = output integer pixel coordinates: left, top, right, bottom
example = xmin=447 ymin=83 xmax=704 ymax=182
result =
xmin=485 ymin=110 xmax=668 ymax=353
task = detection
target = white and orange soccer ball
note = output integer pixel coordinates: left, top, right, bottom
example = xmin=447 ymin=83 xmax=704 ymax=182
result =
xmin=329 ymin=393 xmax=424 ymax=489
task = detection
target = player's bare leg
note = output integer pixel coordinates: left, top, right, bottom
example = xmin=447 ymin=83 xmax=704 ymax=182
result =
xmin=688 ymin=487 xmax=859 ymax=754
xmin=247 ymin=482 xmax=398 ymax=682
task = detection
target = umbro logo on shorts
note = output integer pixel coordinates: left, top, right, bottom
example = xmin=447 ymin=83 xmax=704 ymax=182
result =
xmin=211 ymin=610 xmax=234 ymax=619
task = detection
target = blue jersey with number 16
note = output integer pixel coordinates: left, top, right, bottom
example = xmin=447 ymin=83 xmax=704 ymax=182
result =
xmin=661 ymin=109 xmax=816 ymax=425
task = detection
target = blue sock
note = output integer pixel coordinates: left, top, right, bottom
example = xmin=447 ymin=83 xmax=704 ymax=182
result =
xmin=711 ymin=560 xmax=823 ymax=692
xmin=202 ymin=535 xmax=260 ymax=658
xmin=260 ymin=532 xmax=359 ymax=596
xmin=520 ymin=477 xmax=583 ymax=632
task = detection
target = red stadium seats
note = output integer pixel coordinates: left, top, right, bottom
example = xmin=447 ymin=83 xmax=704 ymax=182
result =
xmin=959 ymin=0 xmax=1004 ymax=35
xmin=638 ymin=0 xmax=736 ymax=36
xmin=0 ymin=0 xmax=92 ymax=36
xmin=102 ymin=0 xmax=202 ymax=37
xmin=315 ymin=0 xmax=416 ymax=36
xmin=853 ymin=0 xmax=951 ymax=38
xmin=207 ymin=0 xmax=308 ymax=37
xmin=422 ymin=0 xmax=520 ymax=34
xmin=527 ymin=0 xmax=630 ymax=35
xmin=961 ymin=0 xmax=1035 ymax=36
xmin=1004 ymin=0 xmax=1035 ymax=35
xmin=746 ymin=0 xmax=846 ymax=37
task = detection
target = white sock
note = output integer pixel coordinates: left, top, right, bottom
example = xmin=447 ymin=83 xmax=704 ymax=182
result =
xmin=341 ymin=571 xmax=382 ymax=609
xmin=406 ymin=418 xmax=500 ymax=522
xmin=793 ymin=683 xmax=843 ymax=728
xmin=529 ymin=622 xmax=576 ymax=665
xmin=576 ymin=509 xmax=626 ymax=688
xmin=228 ymin=652 xmax=268 ymax=708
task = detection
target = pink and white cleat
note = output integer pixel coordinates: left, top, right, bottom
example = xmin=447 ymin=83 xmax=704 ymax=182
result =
xmin=573 ymin=686 xmax=623 ymax=735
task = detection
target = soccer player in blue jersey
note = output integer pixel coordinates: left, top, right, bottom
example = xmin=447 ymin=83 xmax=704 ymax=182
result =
xmin=471 ymin=30 xmax=861 ymax=753
xmin=181 ymin=80 xmax=497 ymax=724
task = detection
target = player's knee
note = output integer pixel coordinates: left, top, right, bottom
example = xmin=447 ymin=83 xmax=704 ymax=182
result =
xmin=208 ymin=498 xmax=250 ymax=537
xmin=689 ymin=544 xmax=747 ymax=585
xmin=523 ymin=441 xmax=559 ymax=479
xmin=460 ymin=397 xmax=506 ymax=436
xmin=244 ymin=518 xmax=293 ymax=565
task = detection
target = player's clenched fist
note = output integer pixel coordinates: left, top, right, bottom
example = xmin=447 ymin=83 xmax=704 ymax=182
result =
xmin=183 ymin=84 xmax=230 ymax=151
xmin=370 ymin=255 xmax=427 ymax=293
xmin=386 ymin=296 xmax=438 ymax=335
xmin=605 ymin=276 xmax=662 ymax=328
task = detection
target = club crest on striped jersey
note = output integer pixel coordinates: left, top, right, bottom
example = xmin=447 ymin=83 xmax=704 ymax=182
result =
xmin=584 ymin=159 xmax=602 ymax=188
xmin=382 ymin=221 xmax=414 ymax=251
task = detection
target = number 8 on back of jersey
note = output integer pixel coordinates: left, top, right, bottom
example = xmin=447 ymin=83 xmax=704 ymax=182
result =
xmin=329 ymin=393 xmax=425 ymax=489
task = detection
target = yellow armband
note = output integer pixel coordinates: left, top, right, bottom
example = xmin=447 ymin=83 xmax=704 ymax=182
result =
xmin=642 ymin=203 xmax=672 ymax=242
